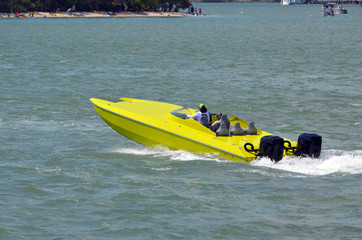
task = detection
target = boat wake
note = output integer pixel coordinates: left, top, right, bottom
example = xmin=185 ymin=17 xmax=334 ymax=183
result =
xmin=112 ymin=147 xmax=362 ymax=176
xmin=251 ymin=149 xmax=362 ymax=176
xmin=111 ymin=146 xmax=225 ymax=162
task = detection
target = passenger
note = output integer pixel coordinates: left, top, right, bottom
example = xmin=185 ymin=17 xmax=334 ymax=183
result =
xmin=187 ymin=104 xmax=210 ymax=124
xmin=210 ymin=113 xmax=222 ymax=132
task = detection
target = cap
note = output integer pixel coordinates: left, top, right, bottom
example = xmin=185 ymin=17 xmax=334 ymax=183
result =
xmin=198 ymin=104 xmax=205 ymax=109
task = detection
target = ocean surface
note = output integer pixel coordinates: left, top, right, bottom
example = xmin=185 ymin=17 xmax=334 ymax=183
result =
xmin=1 ymin=3 xmax=362 ymax=239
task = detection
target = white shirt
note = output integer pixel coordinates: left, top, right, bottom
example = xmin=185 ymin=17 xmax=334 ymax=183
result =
xmin=187 ymin=112 xmax=210 ymax=122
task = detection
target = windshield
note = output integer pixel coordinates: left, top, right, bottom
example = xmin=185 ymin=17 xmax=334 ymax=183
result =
xmin=171 ymin=107 xmax=193 ymax=119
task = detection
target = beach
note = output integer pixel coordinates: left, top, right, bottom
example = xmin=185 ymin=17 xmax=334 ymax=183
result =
xmin=0 ymin=11 xmax=191 ymax=19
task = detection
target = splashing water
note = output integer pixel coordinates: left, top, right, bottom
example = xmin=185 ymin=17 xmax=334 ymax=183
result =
xmin=112 ymin=147 xmax=362 ymax=176
xmin=111 ymin=146 xmax=223 ymax=162
xmin=252 ymin=150 xmax=362 ymax=176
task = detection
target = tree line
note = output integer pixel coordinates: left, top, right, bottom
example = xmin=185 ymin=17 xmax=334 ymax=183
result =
xmin=0 ymin=0 xmax=191 ymax=13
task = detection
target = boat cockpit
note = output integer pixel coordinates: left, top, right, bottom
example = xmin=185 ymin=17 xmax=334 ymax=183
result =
xmin=171 ymin=107 xmax=259 ymax=137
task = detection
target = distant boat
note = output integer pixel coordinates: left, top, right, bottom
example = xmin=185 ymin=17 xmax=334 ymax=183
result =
xmin=322 ymin=4 xmax=335 ymax=17
xmin=335 ymin=5 xmax=348 ymax=14
xmin=281 ymin=0 xmax=295 ymax=6
xmin=15 ymin=13 xmax=28 ymax=18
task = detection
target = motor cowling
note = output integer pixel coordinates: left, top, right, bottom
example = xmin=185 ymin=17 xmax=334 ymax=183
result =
xmin=259 ymin=135 xmax=285 ymax=162
xmin=296 ymin=133 xmax=322 ymax=158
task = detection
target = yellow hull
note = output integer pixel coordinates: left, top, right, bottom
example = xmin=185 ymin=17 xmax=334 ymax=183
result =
xmin=90 ymin=97 xmax=297 ymax=162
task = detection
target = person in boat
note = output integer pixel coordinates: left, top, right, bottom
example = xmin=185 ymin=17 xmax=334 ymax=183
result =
xmin=187 ymin=104 xmax=210 ymax=127
xmin=210 ymin=113 xmax=223 ymax=132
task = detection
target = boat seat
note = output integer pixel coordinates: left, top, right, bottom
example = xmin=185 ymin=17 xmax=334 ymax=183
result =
xmin=199 ymin=114 xmax=209 ymax=128
xmin=219 ymin=114 xmax=230 ymax=129
xmin=216 ymin=123 xmax=229 ymax=136
xmin=230 ymin=122 xmax=245 ymax=136
xmin=210 ymin=122 xmax=221 ymax=132
xmin=244 ymin=121 xmax=258 ymax=135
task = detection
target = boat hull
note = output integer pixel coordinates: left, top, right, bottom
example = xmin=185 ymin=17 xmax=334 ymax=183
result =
xmin=91 ymin=98 xmax=298 ymax=162
xmin=92 ymin=102 xmax=254 ymax=162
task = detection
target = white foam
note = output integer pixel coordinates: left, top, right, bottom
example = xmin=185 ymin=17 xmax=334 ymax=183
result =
xmin=112 ymin=147 xmax=362 ymax=176
xmin=112 ymin=146 xmax=223 ymax=162
xmin=112 ymin=147 xmax=159 ymax=156
xmin=35 ymin=167 xmax=62 ymax=174
xmin=59 ymin=60 xmax=71 ymax=64
xmin=151 ymin=167 xmax=173 ymax=171
xmin=251 ymin=150 xmax=362 ymax=176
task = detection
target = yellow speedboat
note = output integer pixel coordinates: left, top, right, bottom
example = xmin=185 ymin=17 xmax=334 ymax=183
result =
xmin=90 ymin=97 xmax=322 ymax=163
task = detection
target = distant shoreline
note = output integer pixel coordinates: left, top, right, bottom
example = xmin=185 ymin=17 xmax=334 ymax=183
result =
xmin=0 ymin=11 xmax=193 ymax=19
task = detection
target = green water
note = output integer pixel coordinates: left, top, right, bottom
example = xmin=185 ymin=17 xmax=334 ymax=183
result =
xmin=1 ymin=3 xmax=362 ymax=239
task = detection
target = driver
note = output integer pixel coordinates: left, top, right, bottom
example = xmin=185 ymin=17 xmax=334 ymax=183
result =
xmin=187 ymin=104 xmax=210 ymax=123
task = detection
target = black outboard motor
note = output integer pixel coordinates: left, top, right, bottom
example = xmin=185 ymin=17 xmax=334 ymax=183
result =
xmin=296 ymin=133 xmax=322 ymax=158
xmin=259 ymin=135 xmax=285 ymax=162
